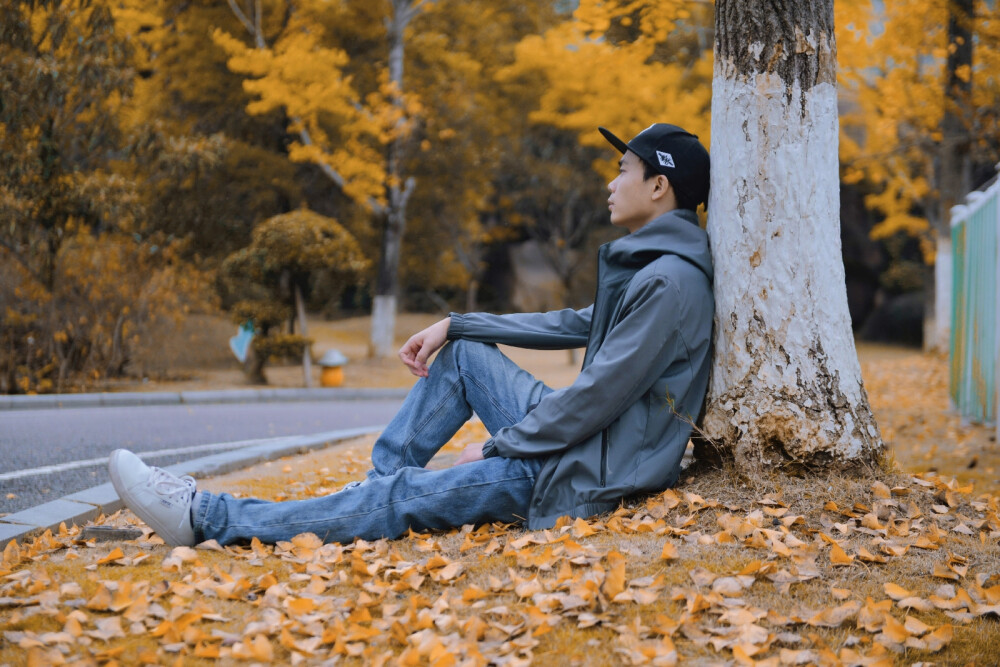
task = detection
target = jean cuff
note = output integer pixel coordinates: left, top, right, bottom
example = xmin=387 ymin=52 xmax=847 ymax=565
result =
xmin=481 ymin=438 xmax=499 ymax=459
xmin=191 ymin=491 xmax=213 ymax=543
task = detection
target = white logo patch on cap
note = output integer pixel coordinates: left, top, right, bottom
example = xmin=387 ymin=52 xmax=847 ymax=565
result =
xmin=656 ymin=151 xmax=675 ymax=168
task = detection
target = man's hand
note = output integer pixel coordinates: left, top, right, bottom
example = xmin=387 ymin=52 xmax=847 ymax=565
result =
xmin=453 ymin=441 xmax=485 ymax=466
xmin=398 ymin=317 xmax=451 ymax=377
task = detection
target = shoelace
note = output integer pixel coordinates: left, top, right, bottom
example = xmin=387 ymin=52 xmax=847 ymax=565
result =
xmin=148 ymin=467 xmax=197 ymax=504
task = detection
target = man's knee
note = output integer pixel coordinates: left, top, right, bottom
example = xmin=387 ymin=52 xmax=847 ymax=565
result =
xmin=443 ymin=339 xmax=498 ymax=371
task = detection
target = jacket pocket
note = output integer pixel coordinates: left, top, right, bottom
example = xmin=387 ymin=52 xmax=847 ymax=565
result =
xmin=600 ymin=429 xmax=609 ymax=488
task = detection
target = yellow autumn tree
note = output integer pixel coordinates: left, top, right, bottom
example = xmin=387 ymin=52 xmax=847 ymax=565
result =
xmin=220 ymin=209 xmax=369 ymax=385
xmin=0 ymin=0 xmax=212 ymax=393
xmin=398 ymin=0 xmax=566 ymax=311
xmin=109 ymin=0 xmax=306 ymax=260
xmin=500 ymin=0 xmax=714 ymax=183
xmin=489 ymin=0 xmax=712 ymax=316
xmin=213 ymin=0 xmax=425 ymax=358
xmin=837 ymin=0 xmax=1000 ymax=347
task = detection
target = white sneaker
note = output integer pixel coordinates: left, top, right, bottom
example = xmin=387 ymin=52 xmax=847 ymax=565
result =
xmin=108 ymin=449 xmax=196 ymax=546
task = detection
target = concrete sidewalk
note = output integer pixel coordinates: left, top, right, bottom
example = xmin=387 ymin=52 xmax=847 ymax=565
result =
xmin=0 ymin=386 xmax=409 ymax=411
xmin=0 ymin=425 xmax=385 ymax=549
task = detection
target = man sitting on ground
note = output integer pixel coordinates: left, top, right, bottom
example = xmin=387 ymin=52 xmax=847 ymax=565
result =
xmin=108 ymin=122 xmax=714 ymax=546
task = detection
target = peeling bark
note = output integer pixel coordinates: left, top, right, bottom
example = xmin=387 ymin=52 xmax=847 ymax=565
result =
xmin=704 ymin=0 xmax=883 ymax=470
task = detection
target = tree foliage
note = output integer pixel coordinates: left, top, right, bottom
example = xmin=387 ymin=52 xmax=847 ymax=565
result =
xmin=501 ymin=0 xmax=713 ymax=183
xmin=838 ymin=0 xmax=1000 ymax=259
xmin=6 ymin=0 xmax=993 ymax=391
xmin=0 ymin=0 xmax=210 ymax=394
xmin=220 ymin=209 xmax=368 ymax=383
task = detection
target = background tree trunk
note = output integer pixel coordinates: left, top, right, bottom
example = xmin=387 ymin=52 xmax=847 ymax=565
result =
xmin=294 ymin=282 xmax=313 ymax=388
xmin=370 ymin=0 xmax=418 ymax=358
xmin=702 ymin=0 xmax=883 ymax=470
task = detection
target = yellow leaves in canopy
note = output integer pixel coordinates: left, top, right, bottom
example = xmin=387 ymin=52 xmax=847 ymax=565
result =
xmin=213 ymin=10 xmax=422 ymax=210
xmin=838 ymin=0 xmax=1000 ymax=251
xmin=250 ymin=209 xmax=369 ymax=276
xmin=501 ymin=0 xmax=711 ymax=182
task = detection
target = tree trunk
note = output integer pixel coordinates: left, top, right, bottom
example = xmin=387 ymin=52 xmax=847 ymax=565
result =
xmin=370 ymin=0 xmax=418 ymax=358
xmin=703 ymin=0 xmax=883 ymax=470
xmin=294 ymin=282 xmax=312 ymax=388
xmin=465 ymin=279 xmax=479 ymax=313
xmin=927 ymin=0 xmax=974 ymax=352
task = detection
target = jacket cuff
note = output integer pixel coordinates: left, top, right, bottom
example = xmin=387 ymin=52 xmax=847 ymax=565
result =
xmin=481 ymin=438 xmax=499 ymax=459
xmin=446 ymin=312 xmax=465 ymax=340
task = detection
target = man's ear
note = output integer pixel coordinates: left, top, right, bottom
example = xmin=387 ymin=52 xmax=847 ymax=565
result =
xmin=650 ymin=175 xmax=673 ymax=201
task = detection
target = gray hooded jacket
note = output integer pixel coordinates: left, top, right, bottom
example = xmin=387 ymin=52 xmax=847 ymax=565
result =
xmin=447 ymin=209 xmax=714 ymax=529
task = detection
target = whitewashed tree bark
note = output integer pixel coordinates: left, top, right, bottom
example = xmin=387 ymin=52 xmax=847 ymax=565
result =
xmin=703 ymin=0 xmax=883 ymax=468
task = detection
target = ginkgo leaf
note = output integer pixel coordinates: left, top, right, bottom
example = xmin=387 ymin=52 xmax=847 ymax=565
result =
xmin=96 ymin=548 xmax=125 ymax=565
xmin=660 ymin=542 xmax=678 ymax=560
xmin=903 ymin=615 xmax=932 ymax=636
xmin=602 ymin=551 xmax=626 ymax=599
xmin=829 ymin=542 xmax=854 ymax=566
xmin=806 ymin=601 xmax=860 ymax=627
xmin=858 ymin=547 xmax=888 ymax=564
xmin=924 ymin=624 xmax=953 ymax=651
xmin=884 ymin=583 xmax=912 ymax=600
xmin=933 ymin=562 xmax=961 ymax=580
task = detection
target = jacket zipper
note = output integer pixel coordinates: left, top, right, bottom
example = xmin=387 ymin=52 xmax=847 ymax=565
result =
xmin=600 ymin=429 xmax=609 ymax=487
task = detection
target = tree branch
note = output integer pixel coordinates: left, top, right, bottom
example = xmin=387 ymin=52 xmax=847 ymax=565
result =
xmin=222 ymin=1 xmax=386 ymax=216
xmin=226 ymin=0 xmax=256 ymax=38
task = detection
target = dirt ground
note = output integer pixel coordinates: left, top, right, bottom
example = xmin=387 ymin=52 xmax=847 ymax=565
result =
xmin=110 ymin=313 xmax=998 ymax=494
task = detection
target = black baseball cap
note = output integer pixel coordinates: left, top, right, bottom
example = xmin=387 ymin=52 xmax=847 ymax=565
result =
xmin=599 ymin=123 xmax=710 ymax=209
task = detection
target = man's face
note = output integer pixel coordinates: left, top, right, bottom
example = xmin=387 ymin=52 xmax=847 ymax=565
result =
xmin=607 ymin=150 xmax=661 ymax=233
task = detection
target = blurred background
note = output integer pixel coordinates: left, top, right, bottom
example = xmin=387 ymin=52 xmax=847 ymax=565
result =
xmin=2 ymin=0 xmax=998 ymax=395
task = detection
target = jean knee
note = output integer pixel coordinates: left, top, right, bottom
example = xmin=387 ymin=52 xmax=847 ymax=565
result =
xmin=447 ymin=339 xmax=499 ymax=371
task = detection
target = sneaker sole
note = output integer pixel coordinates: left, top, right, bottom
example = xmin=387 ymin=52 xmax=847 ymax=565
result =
xmin=108 ymin=450 xmax=189 ymax=546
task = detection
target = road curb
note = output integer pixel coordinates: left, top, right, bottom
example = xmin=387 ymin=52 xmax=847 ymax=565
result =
xmin=0 ymin=387 xmax=410 ymax=411
xmin=0 ymin=425 xmax=384 ymax=549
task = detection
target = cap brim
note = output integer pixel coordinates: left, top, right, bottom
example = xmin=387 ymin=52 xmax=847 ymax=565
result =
xmin=598 ymin=127 xmax=630 ymax=155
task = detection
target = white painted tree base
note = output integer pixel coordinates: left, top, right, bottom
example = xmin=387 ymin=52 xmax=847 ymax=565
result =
xmin=704 ymin=65 xmax=882 ymax=467
xmin=929 ymin=235 xmax=952 ymax=353
xmin=370 ymin=295 xmax=397 ymax=358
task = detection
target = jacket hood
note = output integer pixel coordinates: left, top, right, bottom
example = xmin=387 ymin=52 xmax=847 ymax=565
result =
xmin=605 ymin=209 xmax=713 ymax=281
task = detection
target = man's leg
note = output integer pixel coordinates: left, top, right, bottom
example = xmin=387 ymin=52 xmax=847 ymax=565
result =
xmin=110 ymin=339 xmax=554 ymax=546
xmin=367 ymin=339 xmax=552 ymax=477
xmin=194 ymin=455 xmax=543 ymax=545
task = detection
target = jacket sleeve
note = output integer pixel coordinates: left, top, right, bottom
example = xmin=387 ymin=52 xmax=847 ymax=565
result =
xmin=448 ymin=307 xmax=592 ymax=350
xmin=481 ymin=274 xmax=686 ymax=459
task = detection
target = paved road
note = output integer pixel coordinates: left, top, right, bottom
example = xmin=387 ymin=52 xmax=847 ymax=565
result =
xmin=0 ymin=399 xmax=404 ymax=515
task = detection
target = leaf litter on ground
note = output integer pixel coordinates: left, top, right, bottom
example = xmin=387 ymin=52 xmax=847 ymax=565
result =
xmin=2 ymin=351 xmax=999 ymax=665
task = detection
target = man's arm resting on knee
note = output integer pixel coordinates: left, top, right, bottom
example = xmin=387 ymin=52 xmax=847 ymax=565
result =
xmin=399 ymin=317 xmax=451 ymax=378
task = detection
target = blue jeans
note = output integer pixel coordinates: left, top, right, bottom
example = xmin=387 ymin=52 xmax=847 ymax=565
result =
xmin=193 ymin=340 xmax=553 ymax=545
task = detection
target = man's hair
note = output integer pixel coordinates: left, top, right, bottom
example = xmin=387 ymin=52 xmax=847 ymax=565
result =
xmin=641 ymin=158 xmax=699 ymax=212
